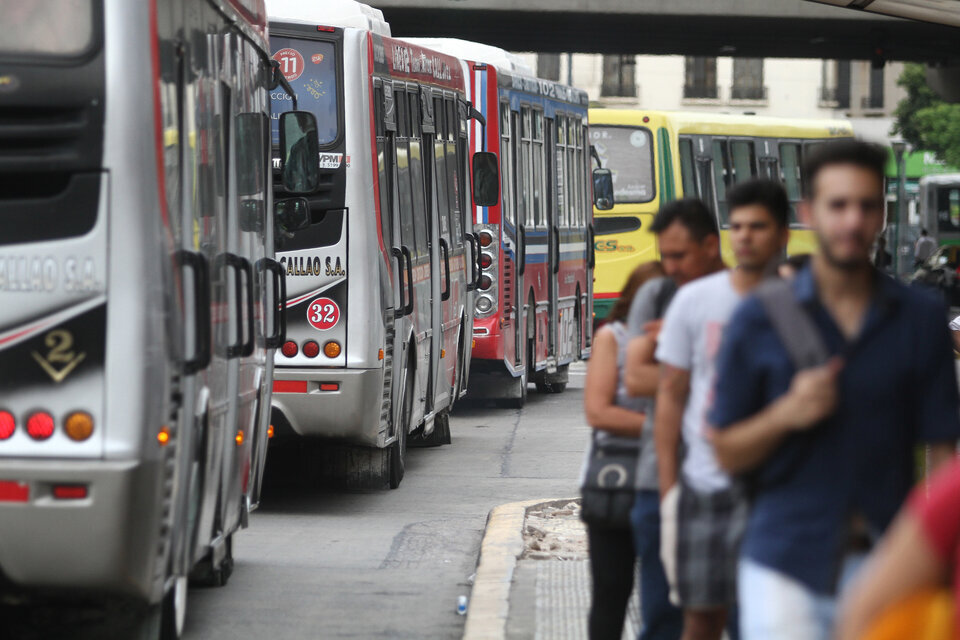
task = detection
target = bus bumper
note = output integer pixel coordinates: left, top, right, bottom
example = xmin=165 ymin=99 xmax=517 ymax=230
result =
xmin=271 ymin=367 xmax=385 ymax=447
xmin=471 ymin=317 xmax=503 ymax=361
xmin=0 ymin=458 xmax=163 ymax=602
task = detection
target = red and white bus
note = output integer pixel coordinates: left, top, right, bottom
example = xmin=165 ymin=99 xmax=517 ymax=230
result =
xmin=266 ymin=2 xmax=493 ymax=487
xmin=412 ymin=40 xmax=606 ymax=406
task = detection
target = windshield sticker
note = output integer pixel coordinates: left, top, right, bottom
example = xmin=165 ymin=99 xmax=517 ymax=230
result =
xmin=273 ymin=48 xmax=304 ymax=82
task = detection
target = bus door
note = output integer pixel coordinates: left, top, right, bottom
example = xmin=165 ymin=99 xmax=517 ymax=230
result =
xmin=420 ymin=86 xmax=446 ymax=415
xmin=511 ymin=108 xmax=525 ymax=369
xmin=544 ymin=112 xmax=559 ymax=368
xmin=394 ymin=82 xmax=434 ymax=427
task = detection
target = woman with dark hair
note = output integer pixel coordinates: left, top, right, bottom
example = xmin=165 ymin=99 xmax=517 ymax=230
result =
xmin=582 ymin=261 xmax=665 ymax=640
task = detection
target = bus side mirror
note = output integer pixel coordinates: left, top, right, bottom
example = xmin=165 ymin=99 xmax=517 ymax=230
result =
xmin=472 ymin=151 xmax=499 ymax=208
xmin=593 ymin=168 xmax=614 ymax=211
xmin=275 ymin=197 xmax=310 ymax=233
xmin=279 ymin=111 xmax=320 ymax=194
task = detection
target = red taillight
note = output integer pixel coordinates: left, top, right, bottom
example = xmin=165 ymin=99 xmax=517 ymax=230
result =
xmin=643 ymin=116 xmax=650 ymax=123
xmin=319 ymin=383 xmax=339 ymax=392
xmin=480 ymin=253 xmax=493 ymax=269
xmin=273 ymin=380 xmax=308 ymax=393
xmin=317 ymin=25 xmax=336 ymax=32
xmin=53 ymin=485 xmax=87 ymax=500
xmin=0 ymin=481 xmax=28 ymax=502
xmin=281 ymin=341 xmax=298 ymax=357
xmin=479 ymin=232 xmax=493 ymax=247
xmin=302 ymin=341 xmax=320 ymax=358
xmin=0 ymin=411 xmax=14 ymax=440
xmin=26 ymin=412 xmax=54 ymax=441
xmin=479 ymin=275 xmax=492 ymax=290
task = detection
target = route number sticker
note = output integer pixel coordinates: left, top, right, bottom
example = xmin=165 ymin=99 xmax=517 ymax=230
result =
xmin=307 ymin=297 xmax=340 ymax=331
xmin=272 ymin=48 xmax=304 ymax=82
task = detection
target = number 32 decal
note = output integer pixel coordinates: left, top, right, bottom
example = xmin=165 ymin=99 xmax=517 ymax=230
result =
xmin=306 ymin=297 xmax=340 ymax=331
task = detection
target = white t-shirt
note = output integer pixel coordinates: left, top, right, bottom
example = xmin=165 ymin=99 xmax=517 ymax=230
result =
xmin=655 ymin=270 xmax=742 ymax=493
xmin=950 ymin=315 xmax=960 ymax=332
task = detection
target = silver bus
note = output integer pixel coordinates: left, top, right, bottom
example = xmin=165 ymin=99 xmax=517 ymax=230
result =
xmin=266 ymin=0 xmax=495 ymax=488
xmin=0 ymin=0 xmax=317 ymax=636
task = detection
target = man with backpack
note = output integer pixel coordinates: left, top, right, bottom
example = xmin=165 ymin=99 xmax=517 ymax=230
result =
xmin=653 ymin=180 xmax=791 ymax=640
xmin=709 ymin=139 xmax=960 ymax=639
xmin=624 ymin=198 xmax=726 ymax=640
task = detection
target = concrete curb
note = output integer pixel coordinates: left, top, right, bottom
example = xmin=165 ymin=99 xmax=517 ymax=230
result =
xmin=462 ymin=498 xmax=579 ymax=640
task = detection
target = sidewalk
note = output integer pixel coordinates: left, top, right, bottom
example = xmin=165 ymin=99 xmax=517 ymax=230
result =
xmin=464 ymin=498 xmax=640 ymax=640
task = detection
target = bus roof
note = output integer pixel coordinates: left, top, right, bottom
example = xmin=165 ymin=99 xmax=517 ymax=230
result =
xmin=266 ymin=0 xmax=391 ymax=35
xmin=403 ymin=38 xmax=533 ymax=76
xmin=589 ymin=108 xmax=854 ymax=139
xmin=919 ymin=173 xmax=960 ymax=186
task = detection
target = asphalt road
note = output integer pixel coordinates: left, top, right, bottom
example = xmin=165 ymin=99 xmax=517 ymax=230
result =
xmin=184 ymin=366 xmax=590 ymax=639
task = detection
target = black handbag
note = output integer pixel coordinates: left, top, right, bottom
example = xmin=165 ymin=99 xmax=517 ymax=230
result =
xmin=580 ymin=433 xmax=639 ymax=529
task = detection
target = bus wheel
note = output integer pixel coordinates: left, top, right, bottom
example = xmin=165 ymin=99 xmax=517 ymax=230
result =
xmin=160 ymin=576 xmax=188 ymax=640
xmin=388 ymin=364 xmax=414 ymax=489
xmin=536 ymin=363 xmax=569 ymax=394
xmin=189 ymin=534 xmax=233 ymax=587
xmin=414 ymin=409 xmax=451 ymax=447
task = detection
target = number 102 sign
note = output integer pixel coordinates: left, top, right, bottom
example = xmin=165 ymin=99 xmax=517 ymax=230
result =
xmin=307 ymin=297 xmax=340 ymax=331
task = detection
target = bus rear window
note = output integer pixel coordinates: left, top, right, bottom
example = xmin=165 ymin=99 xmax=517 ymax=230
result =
xmin=270 ymin=37 xmax=339 ymax=147
xmin=589 ymin=126 xmax=655 ymax=204
xmin=0 ymin=0 xmax=95 ymax=56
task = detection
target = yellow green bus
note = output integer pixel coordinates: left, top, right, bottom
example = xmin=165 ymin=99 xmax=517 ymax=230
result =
xmin=589 ymin=110 xmax=854 ymax=321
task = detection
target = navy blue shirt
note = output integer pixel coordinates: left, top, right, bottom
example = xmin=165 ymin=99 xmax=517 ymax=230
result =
xmin=710 ymin=266 xmax=960 ymax=594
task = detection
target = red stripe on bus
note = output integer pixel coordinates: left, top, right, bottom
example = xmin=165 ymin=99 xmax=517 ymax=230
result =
xmin=594 ymin=292 xmax=620 ymax=299
xmin=273 ymin=380 xmax=308 ymax=393
xmin=0 ymin=481 xmax=29 ymax=503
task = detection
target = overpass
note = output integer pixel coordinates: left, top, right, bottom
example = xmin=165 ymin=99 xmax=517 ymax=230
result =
xmin=371 ymin=0 xmax=960 ymax=62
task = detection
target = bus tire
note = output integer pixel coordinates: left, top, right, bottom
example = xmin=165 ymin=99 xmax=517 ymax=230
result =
xmin=160 ymin=576 xmax=188 ymax=640
xmin=536 ymin=364 xmax=569 ymax=394
xmin=388 ymin=361 xmax=414 ymax=489
xmin=189 ymin=535 xmax=233 ymax=588
xmin=502 ymin=368 xmax=527 ymax=409
xmin=412 ymin=408 xmax=451 ymax=447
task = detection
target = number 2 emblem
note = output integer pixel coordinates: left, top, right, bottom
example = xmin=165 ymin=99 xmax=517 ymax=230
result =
xmin=306 ymin=297 xmax=340 ymax=331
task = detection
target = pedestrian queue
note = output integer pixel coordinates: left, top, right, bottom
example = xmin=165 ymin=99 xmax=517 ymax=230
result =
xmin=581 ymin=260 xmax=665 ymax=640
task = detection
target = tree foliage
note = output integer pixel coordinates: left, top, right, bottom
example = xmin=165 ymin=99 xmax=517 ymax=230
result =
xmin=893 ymin=63 xmax=960 ymax=166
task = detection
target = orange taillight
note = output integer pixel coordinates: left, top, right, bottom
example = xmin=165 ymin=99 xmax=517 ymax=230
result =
xmin=64 ymin=412 xmax=94 ymax=442
xmin=157 ymin=427 xmax=171 ymax=446
xmin=323 ymin=341 xmax=341 ymax=358
xmin=235 ymin=430 xmax=244 ymax=446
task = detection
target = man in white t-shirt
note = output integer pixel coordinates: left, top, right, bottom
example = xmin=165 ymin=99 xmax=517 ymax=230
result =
xmin=655 ymin=180 xmax=791 ymax=640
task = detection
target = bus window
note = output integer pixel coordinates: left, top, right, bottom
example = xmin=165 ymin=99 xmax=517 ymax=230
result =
xmin=555 ymin=116 xmax=566 ymax=227
xmin=696 ymin=158 xmax=715 ymax=216
xmin=408 ymin=90 xmax=428 ymax=258
xmin=588 ymin=126 xmax=655 ymax=204
xmin=395 ymin=87 xmax=416 ymax=253
xmin=521 ymin=106 xmax=533 ymax=227
xmin=936 ymin=187 xmax=960 ymax=233
xmin=434 ymin=97 xmax=450 ymax=244
xmin=712 ymin=139 xmax=731 ymax=224
xmin=375 ymin=84 xmax=393 ymax=248
xmin=780 ymin=142 xmax=802 ymax=223
xmin=269 ymin=36 xmax=339 ymax=147
xmin=445 ymin=96 xmax=462 ymax=246
xmin=566 ymin=117 xmax=575 ymax=228
xmin=500 ymin=102 xmax=514 ymax=228
xmin=731 ymin=140 xmax=756 ymax=184
xmin=679 ymin=137 xmax=697 ymax=198
xmin=533 ymin=110 xmax=545 ymax=228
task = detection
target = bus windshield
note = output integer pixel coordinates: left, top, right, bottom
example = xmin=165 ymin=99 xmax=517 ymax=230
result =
xmin=590 ymin=126 xmax=655 ymax=204
xmin=270 ymin=36 xmax=339 ymax=148
xmin=0 ymin=0 xmax=95 ymax=56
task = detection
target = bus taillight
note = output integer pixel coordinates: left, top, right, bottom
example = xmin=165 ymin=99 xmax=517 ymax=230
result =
xmin=480 ymin=253 xmax=493 ymax=269
xmin=26 ymin=412 xmax=54 ymax=441
xmin=0 ymin=411 xmax=14 ymax=440
xmin=302 ymin=341 xmax=320 ymax=358
xmin=281 ymin=341 xmax=298 ymax=357
xmin=64 ymin=412 xmax=94 ymax=442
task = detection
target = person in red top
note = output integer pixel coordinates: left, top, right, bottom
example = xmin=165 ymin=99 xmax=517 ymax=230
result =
xmin=836 ymin=459 xmax=960 ymax=640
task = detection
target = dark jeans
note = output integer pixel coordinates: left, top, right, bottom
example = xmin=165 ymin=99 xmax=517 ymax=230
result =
xmin=631 ymin=489 xmax=683 ymax=640
xmin=586 ymin=522 xmax=635 ymax=640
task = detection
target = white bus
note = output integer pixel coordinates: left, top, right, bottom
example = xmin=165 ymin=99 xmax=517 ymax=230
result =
xmin=0 ymin=0 xmax=317 ymax=636
xmin=266 ymin=0 xmax=495 ymax=488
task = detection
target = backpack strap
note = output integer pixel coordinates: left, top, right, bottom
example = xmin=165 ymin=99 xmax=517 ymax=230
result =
xmin=755 ymin=279 xmax=829 ymax=370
